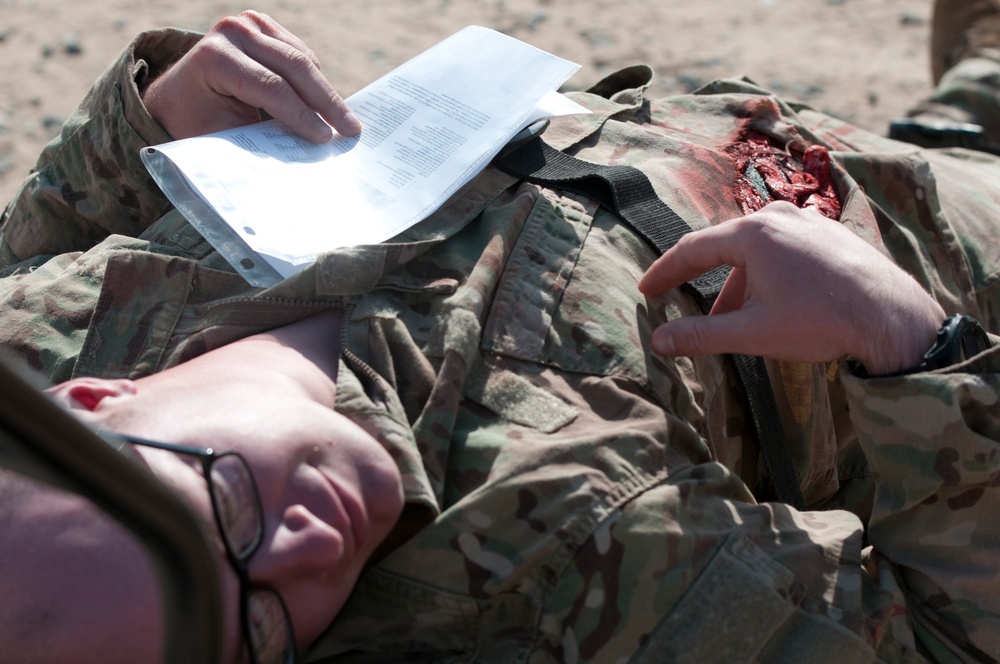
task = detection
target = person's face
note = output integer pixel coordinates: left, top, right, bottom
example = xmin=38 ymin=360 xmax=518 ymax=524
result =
xmin=51 ymin=375 xmax=404 ymax=662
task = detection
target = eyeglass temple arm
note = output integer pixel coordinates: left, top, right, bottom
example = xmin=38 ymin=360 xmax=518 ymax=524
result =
xmin=0 ymin=351 xmax=223 ymax=664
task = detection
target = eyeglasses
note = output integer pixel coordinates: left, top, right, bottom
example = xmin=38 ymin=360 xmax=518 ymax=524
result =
xmin=123 ymin=435 xmax=296 ymax=664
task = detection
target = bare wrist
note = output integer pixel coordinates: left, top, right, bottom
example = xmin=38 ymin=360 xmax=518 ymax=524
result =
xmin=854 ymin=277 xmax=946 ymax=376
xmin=859 ymin=300 xmax=946 ymax=376
xmin=139 ymin=67 xmax=177 ymax=137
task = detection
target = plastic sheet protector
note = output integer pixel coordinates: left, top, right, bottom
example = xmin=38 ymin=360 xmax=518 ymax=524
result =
xmin=142 ymin=26 xmax=585 ymax=286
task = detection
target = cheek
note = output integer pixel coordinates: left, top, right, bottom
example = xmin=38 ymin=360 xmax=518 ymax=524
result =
xmin=284 ymin=573 xmax=358 ymax=652
xmin=362 ymin=453 xmax=404 ymax=538
xmin=326 ymin=416 xmax=405 ymax=528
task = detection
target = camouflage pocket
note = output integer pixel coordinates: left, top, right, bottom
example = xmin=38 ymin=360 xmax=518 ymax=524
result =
xmin=630 ymin=530 xmax=876 ymax=664
xmin=631 ymin=531 xmax=801 ymax=664
xmin=480 ymin=188 xmax=672 ymax=382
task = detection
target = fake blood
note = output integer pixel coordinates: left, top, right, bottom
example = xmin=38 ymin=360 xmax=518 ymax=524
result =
xmin=725 ymin=131 xmax=841 ymax=220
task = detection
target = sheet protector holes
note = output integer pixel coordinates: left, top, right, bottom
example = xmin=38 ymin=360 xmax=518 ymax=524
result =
xmin=240 ymin=258 xmax=255 ymax=270
xmin=243 ymin=226 xmax=256 ymax=235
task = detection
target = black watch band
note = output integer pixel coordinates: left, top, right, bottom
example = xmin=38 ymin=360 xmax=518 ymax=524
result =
xmin=896 ymin=314 xmax=991 ymax=376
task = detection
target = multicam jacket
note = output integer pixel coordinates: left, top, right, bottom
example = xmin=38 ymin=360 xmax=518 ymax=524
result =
xmin=1 ymin=29 xmax=999 ymax=664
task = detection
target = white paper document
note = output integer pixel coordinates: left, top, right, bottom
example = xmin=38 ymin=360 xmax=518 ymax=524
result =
xmin=142 ymin=26 xmax=586 ymax=286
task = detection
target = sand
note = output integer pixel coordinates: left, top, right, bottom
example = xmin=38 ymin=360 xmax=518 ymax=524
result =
xmin=0 ymin=0 xmax=935 ymax=206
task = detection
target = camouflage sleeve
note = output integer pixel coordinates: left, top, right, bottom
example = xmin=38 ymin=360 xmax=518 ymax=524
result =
xmin=0 ymin=28 xmax=202 ymax=268
xmin=842 ymin=337 xmax=1000 ymax=661
xmin=528 ymin=343 xmax=1000 ymax=663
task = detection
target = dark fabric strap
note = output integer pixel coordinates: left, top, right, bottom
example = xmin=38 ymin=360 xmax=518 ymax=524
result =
xmin=494 ymin=136 xmax=806 ymax=510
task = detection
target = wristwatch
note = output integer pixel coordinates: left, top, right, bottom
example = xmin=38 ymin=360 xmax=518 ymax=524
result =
xmin=895 ymin=314 xmax=992 ymax=376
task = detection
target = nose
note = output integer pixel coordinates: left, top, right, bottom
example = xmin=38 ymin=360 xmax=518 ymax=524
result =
xmin=244 ymin=502 xmax=359 ymax=650
xmin=250 ymin=503 xmax=348 ymax=586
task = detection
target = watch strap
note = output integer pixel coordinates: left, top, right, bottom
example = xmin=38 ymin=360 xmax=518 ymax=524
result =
xmin=898 ymin=314 xmax=991 ymax=376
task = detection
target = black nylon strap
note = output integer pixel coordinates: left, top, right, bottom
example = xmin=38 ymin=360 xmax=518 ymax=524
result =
xmin=494 ymin=136 xmax=806 ymax=510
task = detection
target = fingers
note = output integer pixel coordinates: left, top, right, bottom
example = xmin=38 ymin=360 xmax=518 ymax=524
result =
xmin=650 ymin=304 xmax=841 ymax=363
xmin=709 ymin=267 xmax=747 ymax=316
xmin=641 ymin=231 xmax=766 ymax=358
xmin=142 ymin=11 xmax=363 ymax=141
xmin=638 ymin=201 xmax=818 ymax=297
xmin=640 ymin=203 xmax=853 ymax=362
xmin=650 ymin=309 xmax=761 ymax=357
xmin=638 ymin=222 xmax=745 ymax=296
xmin=237 ymin=10 xmax=322 ymax=70
xmin=212 ymin=12 xmax=362 ymax=141
xmin=640 ymin=201 xmax=945 ymax=368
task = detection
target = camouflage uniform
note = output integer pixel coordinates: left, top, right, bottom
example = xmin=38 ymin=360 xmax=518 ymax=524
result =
xmin=1 ymin=29 xmax=999 ymax=664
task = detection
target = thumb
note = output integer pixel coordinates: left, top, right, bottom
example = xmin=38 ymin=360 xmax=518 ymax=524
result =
xmin=650 ymin=310 xmax=759 ymax=357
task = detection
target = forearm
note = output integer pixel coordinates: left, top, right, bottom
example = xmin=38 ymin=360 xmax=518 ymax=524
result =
xmin=843 ymin=338 xmax=1000 ymax=659
xmin=0 ymin=28 xmax=201 ymax=267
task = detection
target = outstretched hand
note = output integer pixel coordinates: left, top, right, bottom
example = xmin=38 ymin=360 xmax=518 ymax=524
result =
xmin=141 ymin=11 xmax=361 ymax=142
xmin=637 ymin=202 xmax=946 ymax=376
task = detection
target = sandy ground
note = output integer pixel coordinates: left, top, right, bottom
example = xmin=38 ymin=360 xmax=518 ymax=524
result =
xmin=0 ymin=0 xmax=936 ymax=206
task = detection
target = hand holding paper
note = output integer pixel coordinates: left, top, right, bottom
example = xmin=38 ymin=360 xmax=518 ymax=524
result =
xmin=142 ymin=10 xmax=361 ymax=143
xmin=142 ymin=26 xmax=586 ymax=286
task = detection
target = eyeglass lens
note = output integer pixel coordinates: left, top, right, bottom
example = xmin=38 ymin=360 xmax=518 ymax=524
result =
xmin=248 ymin=589 xmax=295 ymax=664
xmin=207 ymin=453 xmax=294 ymax=664
xmin=121 ymin=436 xmax=296 ymax=663
xmin=209 ymin=453 xmax=262 ymax=559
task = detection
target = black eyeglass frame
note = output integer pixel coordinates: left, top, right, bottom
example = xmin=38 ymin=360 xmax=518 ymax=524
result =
xmin=123 ymin=434 xmax=297 ymax=664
